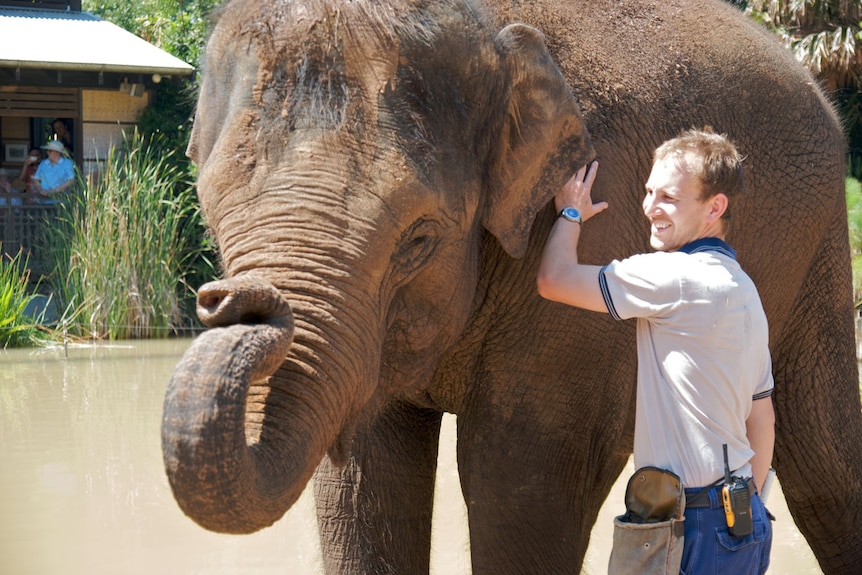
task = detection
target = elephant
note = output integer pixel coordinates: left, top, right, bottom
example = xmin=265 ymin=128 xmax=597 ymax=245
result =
xmin=161 ymin=0 xmax=862 ymax=573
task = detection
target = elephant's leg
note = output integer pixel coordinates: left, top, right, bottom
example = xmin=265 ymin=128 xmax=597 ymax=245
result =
xmin=313 ymin=402 xmax=442 ymax=575
xmin=457 ymin=372 xmax=632 ymax=574
xmin=770 ymin=214 xmax=862 ymax=573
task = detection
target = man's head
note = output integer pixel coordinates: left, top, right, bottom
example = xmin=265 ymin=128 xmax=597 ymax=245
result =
xmin=643 ymin=128 xmax=744 ymax=251
xmin=53 ymin=119 xmax=70 ymax=139
xmin=654 ymin=128 xmax=744 ymax=209
xmin=40 ymin=140 xmax=67 ymax=164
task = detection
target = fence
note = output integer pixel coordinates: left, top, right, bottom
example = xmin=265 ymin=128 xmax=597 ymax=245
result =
xmin=0 ymin=193 xmax=57 ymax=275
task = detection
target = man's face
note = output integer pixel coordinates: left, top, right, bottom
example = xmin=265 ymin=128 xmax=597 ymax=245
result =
xmin=47 ymin=150 xmax=61 ymax=163
xmin=642 ymin=156 xmax=717 ymax=252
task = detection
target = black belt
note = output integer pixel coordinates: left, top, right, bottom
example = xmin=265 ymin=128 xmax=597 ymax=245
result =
xmin=686 ymin=478 xmax=756 ymax=509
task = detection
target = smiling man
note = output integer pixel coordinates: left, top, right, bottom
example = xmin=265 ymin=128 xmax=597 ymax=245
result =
xmin=537 ymin=129 xmax=775 ymax=575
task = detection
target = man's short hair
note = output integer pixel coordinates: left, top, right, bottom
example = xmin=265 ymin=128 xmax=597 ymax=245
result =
xmin=654 ymin=127 xmax=744 ymax=222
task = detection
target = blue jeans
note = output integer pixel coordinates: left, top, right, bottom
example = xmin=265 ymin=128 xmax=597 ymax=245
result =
xmin=680 ymin=485 xmax=773 ymax=575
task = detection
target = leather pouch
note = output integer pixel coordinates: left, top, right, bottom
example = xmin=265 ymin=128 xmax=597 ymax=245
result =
xmin=623 ymin=466 xmax=685 ymax=523
xmin=608 ymin=467 xmax=686 ymax=575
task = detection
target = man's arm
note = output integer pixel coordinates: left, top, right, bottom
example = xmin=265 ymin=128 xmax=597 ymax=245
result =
xmin=536 ymin=161 xmax=609 ymax=312
xmin=536 ymin=217 xmax=607 ymax=311
xmin=746 ymin=396 xmax=776 ymax=493
xmin=54 ymin=175 xmax=73 ymax=193
xmin=18 ymin=155 xmax=36 ymax=180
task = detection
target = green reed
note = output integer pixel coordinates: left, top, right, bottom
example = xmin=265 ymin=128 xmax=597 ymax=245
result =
xmin=0 ymin=248 xmax=48 ymax=347
xmin=46 ymin=131 xmax=204 ymax=339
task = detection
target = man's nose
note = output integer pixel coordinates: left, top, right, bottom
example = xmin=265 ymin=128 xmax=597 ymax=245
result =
xmin=643 ymin=195 xmax=658 ymax=216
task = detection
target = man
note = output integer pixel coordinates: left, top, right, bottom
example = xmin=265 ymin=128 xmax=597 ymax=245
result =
xmin=32 ymin=140 xmax=75 ymax=201
xmin=537 ymin=129 xmax=774 ymax=574
xmin=52 ymin=118 xmax=74 ymax=156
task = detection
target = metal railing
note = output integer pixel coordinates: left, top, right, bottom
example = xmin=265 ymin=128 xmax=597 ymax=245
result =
xmin=0 ymin=193 xmax=57 ymax=274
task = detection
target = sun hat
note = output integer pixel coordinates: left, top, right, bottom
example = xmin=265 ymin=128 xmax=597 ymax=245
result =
xmin=41 ymin=140 xmax=67 ymax=154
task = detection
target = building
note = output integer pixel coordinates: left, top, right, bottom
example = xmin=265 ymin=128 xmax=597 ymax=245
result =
xmin=0 ymin=0 xmax=194 ymax=263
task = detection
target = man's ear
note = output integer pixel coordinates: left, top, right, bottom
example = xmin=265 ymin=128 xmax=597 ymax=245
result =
xmin=707 ymin=193 xmax=729 ymax=223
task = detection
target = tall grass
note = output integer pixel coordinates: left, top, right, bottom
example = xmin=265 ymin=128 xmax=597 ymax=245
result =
xmin=46 ymin=131 xmax=206 ymax=339
xmin=0 ymin=248 xmax=48 ymax=347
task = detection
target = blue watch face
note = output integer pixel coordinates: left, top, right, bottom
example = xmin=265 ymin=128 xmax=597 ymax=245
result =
xmin=561 ymin=207 xmax=582 ymax=222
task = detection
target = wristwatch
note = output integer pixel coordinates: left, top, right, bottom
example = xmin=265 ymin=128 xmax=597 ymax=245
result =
xmin=558 ymin=207 xmax=582 ymax=224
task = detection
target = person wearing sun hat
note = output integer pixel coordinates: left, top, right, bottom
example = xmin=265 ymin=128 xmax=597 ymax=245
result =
xmin=32 ymin=139 xmax=75 ymax=203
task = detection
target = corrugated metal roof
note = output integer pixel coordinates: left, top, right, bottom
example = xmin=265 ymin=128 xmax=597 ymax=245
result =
xmin=0 ymin=7 xmax=194 ymax=76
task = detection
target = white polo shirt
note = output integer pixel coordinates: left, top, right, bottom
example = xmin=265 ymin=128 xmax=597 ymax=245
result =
xmin=599 ymin=238 xmax=774 ymax=487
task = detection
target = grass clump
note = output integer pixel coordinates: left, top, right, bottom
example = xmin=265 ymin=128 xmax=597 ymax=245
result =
xmin=0 ymin=248 xmax=48 ymax=347
xmin=46 ymin=130 xmax=209 ymax=339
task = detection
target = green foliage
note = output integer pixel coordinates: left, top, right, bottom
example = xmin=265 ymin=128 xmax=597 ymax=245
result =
xmin=136 ymin=81 xmax=197 ymax=174
xmin=847 ymin=176 xmax=862 ymax=303
xmin=44 ymin=131 xmax=212 ymax=339
xmin=729 ymin=1 xmax=862 ymax=177
xmin=79 ymin=0 xmax=221 ymax=325
xmin=83 ymin=0 xmax=220 ymax=174
xmin=82 ymin=0 xmax=220 ymax=71
xmin=0 ymin=249 xmax=48 ymax=347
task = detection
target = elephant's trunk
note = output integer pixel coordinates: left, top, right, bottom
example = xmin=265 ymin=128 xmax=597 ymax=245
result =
xmin=162 ymin=276 xmax=312 ymax=533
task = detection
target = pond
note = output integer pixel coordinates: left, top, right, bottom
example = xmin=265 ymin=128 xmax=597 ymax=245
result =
xmin=0 ymin=339 xmax=821 ymax=574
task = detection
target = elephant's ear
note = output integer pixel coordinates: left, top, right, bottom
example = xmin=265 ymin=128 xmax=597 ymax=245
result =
xmin=483 ymin=24 xmax=594 ymax=259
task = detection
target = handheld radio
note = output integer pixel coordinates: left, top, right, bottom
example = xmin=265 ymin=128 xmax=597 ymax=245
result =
xmin=721 ymin=444 xmax=754 ymax=537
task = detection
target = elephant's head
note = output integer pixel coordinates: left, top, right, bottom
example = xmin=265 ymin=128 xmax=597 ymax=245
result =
xmin=162 ymin=0 xmax=593 ymax=534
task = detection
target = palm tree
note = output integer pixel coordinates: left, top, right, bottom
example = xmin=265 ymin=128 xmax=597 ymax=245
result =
xmin=735 ymin=2 xmax=862 ymax=175
xmin=744 ymin=1 xmax=862 ymax=91
xmin=730 ymin=2 xmax=862 ymax=302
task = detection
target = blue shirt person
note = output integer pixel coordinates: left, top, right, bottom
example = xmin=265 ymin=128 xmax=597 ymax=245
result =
xmin=32 ymin=140 xmax=75 ymax=201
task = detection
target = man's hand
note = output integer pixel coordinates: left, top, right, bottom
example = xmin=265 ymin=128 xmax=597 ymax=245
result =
xmin=537 ymin=160 xmax=611 ymax=313
xmin=554 ymin=161 xmax=609 ymax=223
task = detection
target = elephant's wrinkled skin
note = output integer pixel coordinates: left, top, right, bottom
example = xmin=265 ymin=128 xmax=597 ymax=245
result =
xmin=162 ymin=0 xmax=862 ymax=573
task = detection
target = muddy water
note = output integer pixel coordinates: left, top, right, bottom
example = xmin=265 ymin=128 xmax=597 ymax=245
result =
xmin=0 ymin=339 xmax=821 ymax=574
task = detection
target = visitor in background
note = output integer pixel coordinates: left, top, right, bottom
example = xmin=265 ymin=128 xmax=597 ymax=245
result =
xmin=32 ymin=140 xmax=75 ymax=203
xmin=12 ymin=147 xmax=42 ymax=204
xmin=0 ymin=147 xmax=41 ymax=207
xmin=0 ymin=175 xmax=22 ymax=207
xmin=52 ymin=118 xmax=73 ymax=156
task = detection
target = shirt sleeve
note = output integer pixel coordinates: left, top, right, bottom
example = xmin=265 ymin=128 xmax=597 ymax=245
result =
xmin=599 ymin=252 xmax=682 ymax=321
xmin=752 ymin=351 xmax=775 ymax=400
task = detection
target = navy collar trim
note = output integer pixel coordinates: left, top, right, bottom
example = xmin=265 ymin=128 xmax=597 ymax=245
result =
xmin=677 ymin=237 xmax=736 ymax=260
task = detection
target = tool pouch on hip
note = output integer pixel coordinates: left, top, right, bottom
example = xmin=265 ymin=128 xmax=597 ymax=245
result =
xmin=608 ymin=467 xmax=685 ymax=575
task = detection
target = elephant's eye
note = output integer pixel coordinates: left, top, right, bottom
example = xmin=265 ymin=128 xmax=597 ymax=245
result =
xmin=392 ymin=219 xmax=441 ymax=279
